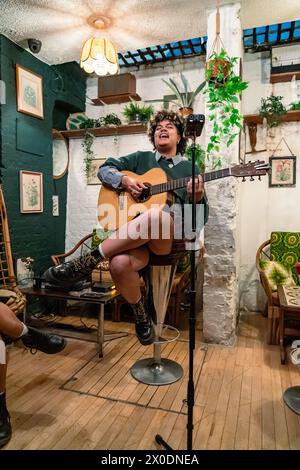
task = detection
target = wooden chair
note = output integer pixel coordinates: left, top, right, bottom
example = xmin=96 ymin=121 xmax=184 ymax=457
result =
xmin=256 ymin=239 xmax=280 ymax=344
xmin=0 ymin=186 xmax=26 ymax=315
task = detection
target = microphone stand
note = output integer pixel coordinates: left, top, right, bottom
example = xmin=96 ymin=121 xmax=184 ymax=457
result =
xmin=155 ymin=117 xmax=203 ymax=451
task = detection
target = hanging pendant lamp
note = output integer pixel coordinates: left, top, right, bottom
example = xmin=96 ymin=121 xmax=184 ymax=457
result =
xmin=80 ymin=37 xmax=119 ymax=76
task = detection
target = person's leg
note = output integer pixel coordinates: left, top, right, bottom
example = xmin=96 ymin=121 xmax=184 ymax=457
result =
xmin=101 ymin=208 xmax=174 ymax=259
xmin=0 ymin=302 xmax=66 ymax=355
xmin=44 ymin=208 xmax=174 ymax=287
xmin=109 ymin=247 xmax=154 ymax=345
xmin=0 ymin=337 xmax=11 ymax=447
xmin=109 ymin=247 xmax=149 ymax=303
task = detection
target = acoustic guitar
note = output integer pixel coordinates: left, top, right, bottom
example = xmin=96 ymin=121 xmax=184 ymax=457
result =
xmin=97 ymin=161 xmax=270 ymax=231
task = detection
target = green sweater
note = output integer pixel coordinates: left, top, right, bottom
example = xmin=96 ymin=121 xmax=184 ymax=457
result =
xmin=101 ymin=151 xmax=209 ymax=225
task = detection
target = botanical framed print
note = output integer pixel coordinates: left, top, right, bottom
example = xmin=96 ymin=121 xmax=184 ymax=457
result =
xmin=52 ymin=130 xmax=69 ymax=179
xmin=269 ymin=156 xmax=296 ymax=187
xmin=20 ymin=171 xmax=43 ymax=213
xmin=87 ymin=158 xmax=106 ymax=185
xmin=16 ymin=64 xmax=44 ymax=119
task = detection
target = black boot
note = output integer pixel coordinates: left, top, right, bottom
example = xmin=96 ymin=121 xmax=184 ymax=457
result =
xmin=131 ymin=298 xmax=155 ymax=346
xmin=43 ymin=251 xmax=102 ymax=288
xmin=0 ymin=393 xmax=12 ymax=448
xmin=21 ymin=327 xmax=66 ymax=354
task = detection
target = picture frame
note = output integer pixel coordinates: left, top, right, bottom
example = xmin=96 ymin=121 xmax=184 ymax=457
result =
xmin=87 ymin=158 xmax=106 ymax=185
xmin=20 ymin=171 xmax=43 ymax=213
xmin=16 ymin=64 xmax=44 ymax=119
xmin=52 ymin=130 xmax=69 ymax=179
xmin=269 ymin=156 xmax=296 ymax=187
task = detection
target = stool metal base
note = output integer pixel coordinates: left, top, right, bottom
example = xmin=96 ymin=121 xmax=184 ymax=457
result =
xmin=130 ymin=358 xmax=183 ymax=385
xmin=283 ymin=386 xmax=300 ymax=416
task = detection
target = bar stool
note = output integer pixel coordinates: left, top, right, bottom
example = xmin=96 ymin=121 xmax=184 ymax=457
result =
xmin=130 ymin=240 xmax=186 ymax=385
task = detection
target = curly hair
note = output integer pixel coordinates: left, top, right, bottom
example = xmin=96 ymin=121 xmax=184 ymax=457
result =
xmin=147 ymin=109 xmax=187 ymax=155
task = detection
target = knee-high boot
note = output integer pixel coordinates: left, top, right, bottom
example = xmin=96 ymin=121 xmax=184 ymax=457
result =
xmin=0 ymin=392 xmax=12 ymax=448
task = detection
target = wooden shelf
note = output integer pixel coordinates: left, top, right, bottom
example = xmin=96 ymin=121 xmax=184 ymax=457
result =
xmin=60 ymin=124 xmax=147 ymax=139
xmin=270 ymin=71 xmax=300 ymax=83
xmin=92 ymin=93 xmax=141 ymax=106
xmin=244 ymin=110 xmax=300 ymax=153
xmin=244 ymin=110 xmax=300 ymax=125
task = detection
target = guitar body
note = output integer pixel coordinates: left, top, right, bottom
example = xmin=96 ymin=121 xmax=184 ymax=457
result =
xmin=98 ymin=168 xmax=168 ymax=231
xmin=97 ymin=160 xmax=270 ymax=231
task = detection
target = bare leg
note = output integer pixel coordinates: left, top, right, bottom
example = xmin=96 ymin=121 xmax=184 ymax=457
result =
xmin=101 ymin=208 xmax=174 ymax=259
xmin=109 ymin=247 xmax=149 ymax=303
xmin=0 ymin=304 xmax=23 ymax=338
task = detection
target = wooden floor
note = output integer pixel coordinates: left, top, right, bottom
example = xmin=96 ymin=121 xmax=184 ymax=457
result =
xmin=2 ymin=313 xmax=300 ymax=450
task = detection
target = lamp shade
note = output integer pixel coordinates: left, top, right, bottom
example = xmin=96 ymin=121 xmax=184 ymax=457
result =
xmin=80 ymin=38 xmax=119 ymax=76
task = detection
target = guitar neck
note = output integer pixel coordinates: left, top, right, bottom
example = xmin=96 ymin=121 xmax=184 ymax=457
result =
xmin=150 ymin=168 xmax=231 ymax=195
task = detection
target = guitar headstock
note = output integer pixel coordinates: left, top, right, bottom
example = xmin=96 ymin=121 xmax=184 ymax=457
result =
xmin=231 ymin=161 xmax=270 ymax=180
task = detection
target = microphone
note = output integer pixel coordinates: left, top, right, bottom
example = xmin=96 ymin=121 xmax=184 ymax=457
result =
xmin=184 ymin=114 xmax=205 ymax=137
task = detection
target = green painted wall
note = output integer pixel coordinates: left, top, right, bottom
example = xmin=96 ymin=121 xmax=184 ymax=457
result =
xmin=0 ymin=35 xmax=86 ymax=276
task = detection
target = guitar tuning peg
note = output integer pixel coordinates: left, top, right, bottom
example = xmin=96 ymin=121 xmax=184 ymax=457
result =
xmin=242 ymin=176 xmax=246 ymax=182
xmin=250 ymin=176 xmax=254 ymax=181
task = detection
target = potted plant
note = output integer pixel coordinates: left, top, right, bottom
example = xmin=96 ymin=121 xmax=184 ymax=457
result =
xmin=289 ymin=101 xmax=300 ymax=111
xmin=259 ymin=95 xmax=287 ymax=128
xmin=162 ymin=72 xmax=206 ymax=117
xmin=185 ymin=144 xmax=206 ymax=172
xmin=204 ymin=51 xmax=248 ymax=164
xmin=206 ymin=48 xmax=233 ymax=85
xmin=122 ymin=101 xmax=154 ymax=123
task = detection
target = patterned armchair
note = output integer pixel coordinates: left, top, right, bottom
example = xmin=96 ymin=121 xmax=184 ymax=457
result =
xmin=256 ymin=231 xmax=300 ymax=344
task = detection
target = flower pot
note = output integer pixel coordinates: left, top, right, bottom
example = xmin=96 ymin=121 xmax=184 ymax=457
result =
xmin=128 ymin=113 xmax=146 ymax=124
xmin=179 ymin=107 xmax=193 ymax=118
xmin=206 ymin=59 xmax=231 ymax=84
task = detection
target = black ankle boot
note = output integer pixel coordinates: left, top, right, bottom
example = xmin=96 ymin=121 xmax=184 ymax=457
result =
xmin=21 ymin=327 xmax=66 ymax=354
xmin=0 ymin=393 xmax=12 ymax=448
xmin=131 ymin=299 xmax=155 ymax=346
xmin=43 ymin=251 xmax=102 ymax=288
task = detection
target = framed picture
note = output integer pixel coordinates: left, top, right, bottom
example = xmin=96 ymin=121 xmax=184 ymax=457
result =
xmin=269 ymin=156 xmax=296 ymax=187
xmin=20 ymin=171 xmax=43 ymax=213
xmin=87 ymin=158 xmax=106 ymax=185
xmin=52 ymin=130 xmax=69 ymax=179
xmin=16 ymin=64 xmax=44 ymax=119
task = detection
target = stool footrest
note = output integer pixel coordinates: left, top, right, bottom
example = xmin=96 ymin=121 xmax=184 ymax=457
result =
xmin=130 ymin=358 xmax=183 ymax=385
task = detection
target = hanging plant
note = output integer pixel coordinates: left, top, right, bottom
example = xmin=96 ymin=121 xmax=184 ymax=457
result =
xmin=82 ymin=131 xmax=95 ymax=179
xmin=204 ymin=50 xmax=248 ymax=164
xmin=259 ymin=95 xmax=287 ymax=127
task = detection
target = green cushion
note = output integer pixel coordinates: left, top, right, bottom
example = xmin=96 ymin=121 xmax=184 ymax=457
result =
xmin=91 ymin=228 xmax=114 ymax=250
xmin=176 ymin=253 xmax=191 ymax=273
xmin=260 ymin=259 xmax=296 ymax=291
xmin=270 ymin=231 xmax=300 ymax=285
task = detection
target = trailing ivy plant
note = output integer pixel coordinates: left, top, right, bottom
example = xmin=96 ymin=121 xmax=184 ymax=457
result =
xmin=259 ymin=95 xmax=287 ymax=128
xmin=82 ymin=131 xmax=95 ymax=179
xmin=204 ymin=49 xmax=248 ymax=167
xmin=80 ymin=113 xmax=121 ymax=179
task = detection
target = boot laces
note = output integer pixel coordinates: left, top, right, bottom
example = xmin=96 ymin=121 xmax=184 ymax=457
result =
xmin=71 ymin=253 xmax=96 ymax=273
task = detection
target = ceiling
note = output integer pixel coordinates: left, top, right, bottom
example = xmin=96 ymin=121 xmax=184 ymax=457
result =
xmin=0 ymin=0 xmax=299 ymax=65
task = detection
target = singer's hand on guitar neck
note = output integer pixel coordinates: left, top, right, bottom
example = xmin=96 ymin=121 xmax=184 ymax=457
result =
xmin=121 ymin=175 xmax=147 ymax=199
xmin=187 ymin=176 xmax=204 ymax=203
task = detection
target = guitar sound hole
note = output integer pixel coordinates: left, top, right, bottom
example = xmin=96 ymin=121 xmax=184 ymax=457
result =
xmin=138 ymin=184 xmax=151 ymax=202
